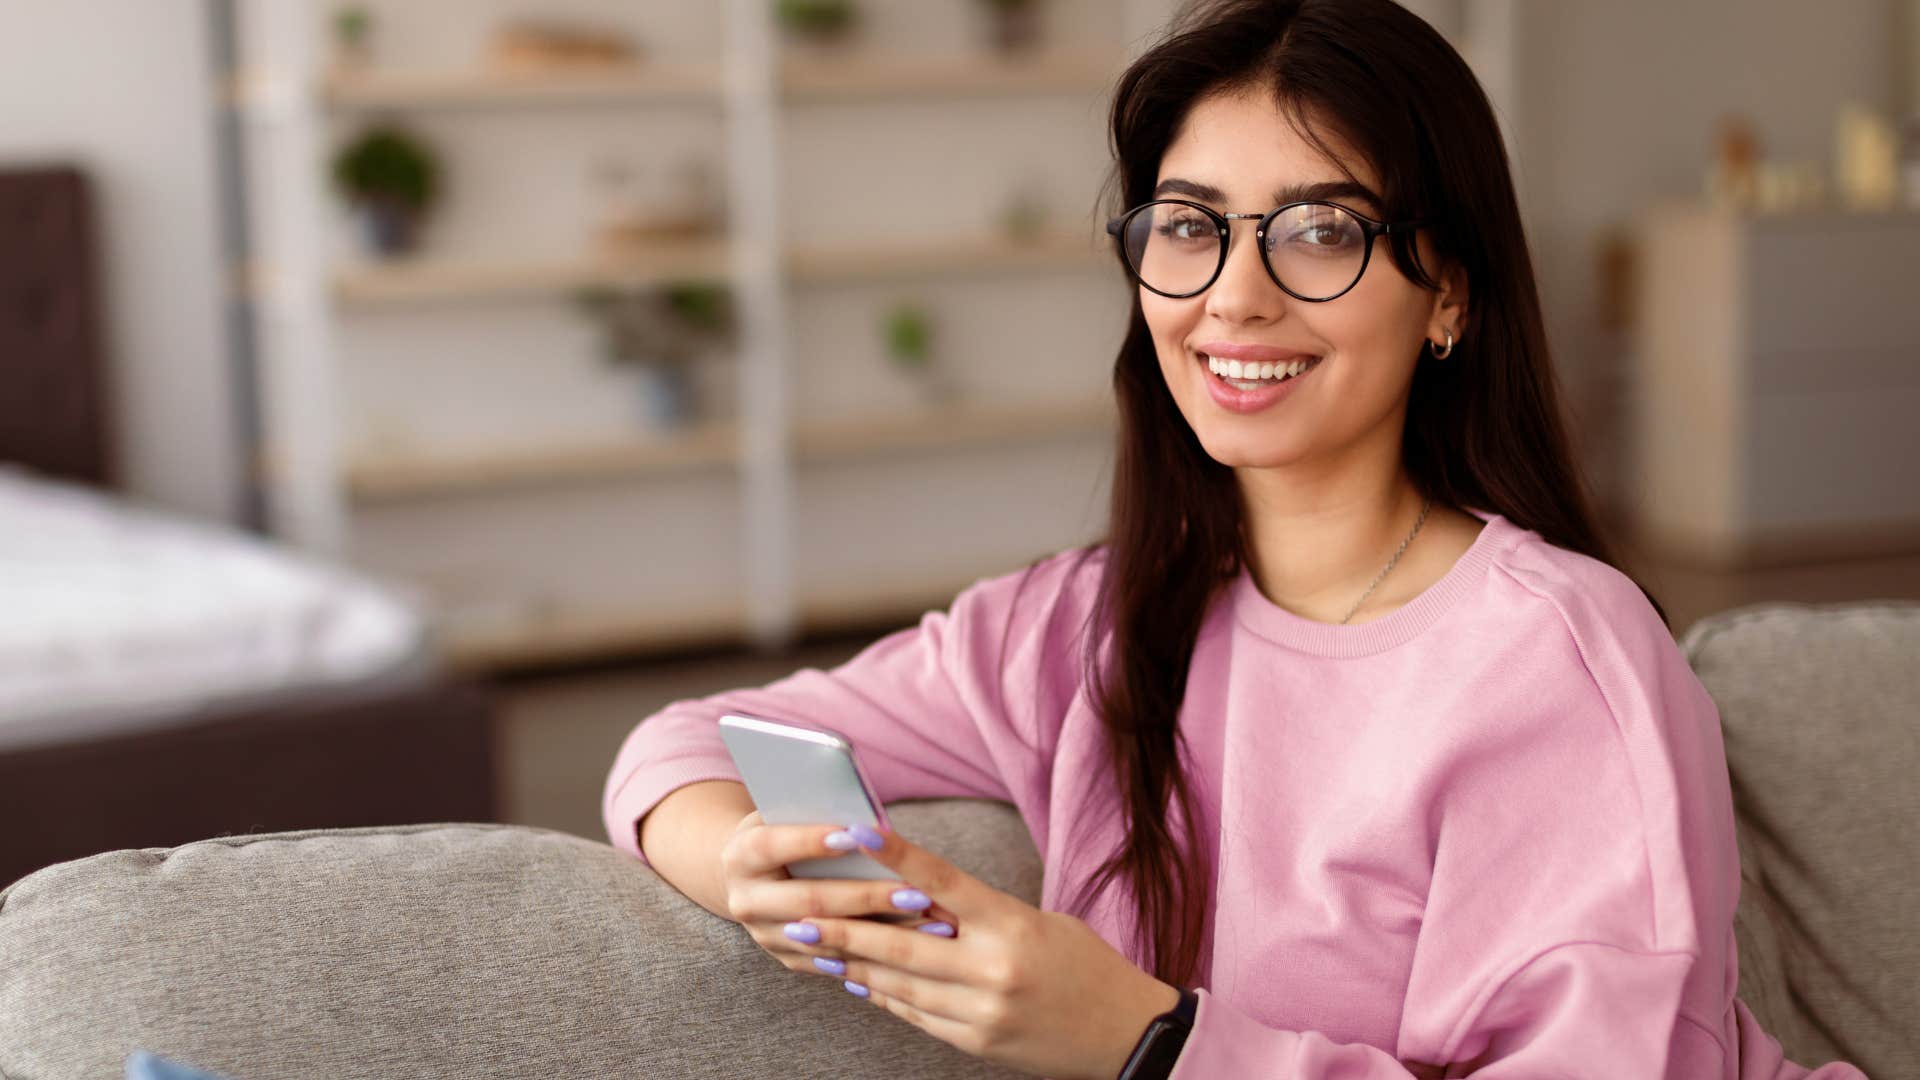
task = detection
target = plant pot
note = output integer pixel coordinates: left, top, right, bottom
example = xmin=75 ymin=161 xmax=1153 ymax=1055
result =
xmin=355 ymin=196 xmax=422 ymax=257
xmin=632 ymin=363 xmax=694 ymax=430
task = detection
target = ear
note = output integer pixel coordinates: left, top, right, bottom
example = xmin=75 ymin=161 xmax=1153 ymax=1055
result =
xmin=1427 ymin=257 xmax=1469 ymax=345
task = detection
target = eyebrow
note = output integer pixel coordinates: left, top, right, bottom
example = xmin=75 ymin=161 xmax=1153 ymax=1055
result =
xmin=1152 ymin=176 xmax=1383 ymax=213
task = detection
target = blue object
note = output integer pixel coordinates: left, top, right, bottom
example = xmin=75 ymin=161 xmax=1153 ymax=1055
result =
xmin=126 ymin=1049 xmax=239 ymax=1080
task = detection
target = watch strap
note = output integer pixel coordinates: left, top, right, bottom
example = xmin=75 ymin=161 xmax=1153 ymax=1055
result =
xmin=1115 ymin=987 xmax=1199 ymax=1080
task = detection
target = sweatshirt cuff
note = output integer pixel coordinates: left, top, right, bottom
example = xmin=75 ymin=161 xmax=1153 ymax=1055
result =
xmin=1169 ymin=988 xmax=1307 ymax=1078
xmin=602 ymin=756 xmax=744 ymax=865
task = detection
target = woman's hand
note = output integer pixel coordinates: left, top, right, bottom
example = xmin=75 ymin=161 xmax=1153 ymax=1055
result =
xmin=777 ymin=822 xmax=1181 ymax=1080
xmin=718 ymin=811 xmax=962 ymax=969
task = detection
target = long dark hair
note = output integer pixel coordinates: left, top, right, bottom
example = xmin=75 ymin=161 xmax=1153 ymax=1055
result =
xmin=1054 ymin=0 xmax=1666 ymax=988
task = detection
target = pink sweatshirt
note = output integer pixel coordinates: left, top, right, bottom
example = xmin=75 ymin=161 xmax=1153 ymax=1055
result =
xmin=602 ymin=509 xmax=1867 ymax=1078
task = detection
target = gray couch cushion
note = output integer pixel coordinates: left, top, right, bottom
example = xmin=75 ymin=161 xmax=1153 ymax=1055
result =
xmin=0 ymin=800 xmax=1041 ymax=1080
xmin=1681 ymin=601 xmax=1920 ymax=1079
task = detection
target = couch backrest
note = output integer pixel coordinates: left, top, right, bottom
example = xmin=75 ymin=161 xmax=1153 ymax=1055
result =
xmin=1682 ymin=601 xmax=1920 ymax=1078
xmin=0 ymin=803 xmax=1042 ymax=1080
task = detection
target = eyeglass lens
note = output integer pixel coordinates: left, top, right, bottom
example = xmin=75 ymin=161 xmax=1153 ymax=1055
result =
xmin=1120 ymin=201 xmax=1371 ymax=299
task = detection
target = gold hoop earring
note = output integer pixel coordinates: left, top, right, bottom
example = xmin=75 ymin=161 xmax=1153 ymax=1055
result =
xmin=1429 ymin=330 xmax=1454 ymax=360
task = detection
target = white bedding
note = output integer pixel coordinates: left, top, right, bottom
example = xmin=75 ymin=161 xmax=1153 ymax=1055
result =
xmin=0 ymin=465 xmax=427 ymax=750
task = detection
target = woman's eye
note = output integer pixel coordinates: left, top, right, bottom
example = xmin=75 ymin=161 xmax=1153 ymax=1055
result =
xmin=1155 ymin=217 xmax=1216 ymax=243
xmin=1285 ymin=221 xmax=1358 ymax=251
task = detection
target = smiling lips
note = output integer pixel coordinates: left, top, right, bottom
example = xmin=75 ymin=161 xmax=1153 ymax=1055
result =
xmin=1192 ymin=341 xmax=1325 ymax=412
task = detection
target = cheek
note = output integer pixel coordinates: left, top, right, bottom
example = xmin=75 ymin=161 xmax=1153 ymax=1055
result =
xmin=1142 ymin=294 xmax=1197 ymax=374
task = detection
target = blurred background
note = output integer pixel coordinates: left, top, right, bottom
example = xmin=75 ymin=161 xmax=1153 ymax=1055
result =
xmin=1 ymin=0 xmax=1916 ymax=882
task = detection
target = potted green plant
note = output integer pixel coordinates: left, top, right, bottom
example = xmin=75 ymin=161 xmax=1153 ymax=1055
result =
xmin=883 ymin=302 xmax=952 ymax=404
xmin=331 ymin=125 xmax=439 ymax=257
xmin=332 ymin=5 xmax=373 ymax=69
xmin=575 ymin=281 xmax=736 ymax=429
xmin=975 ymin=0 xmax=1043 ymax=53
xmin=775 ymin=0 xmax=859 ymax=48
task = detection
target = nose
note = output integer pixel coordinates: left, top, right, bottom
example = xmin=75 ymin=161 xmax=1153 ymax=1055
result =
xmin=1203 ymin=218 xmax=1288 ymax=325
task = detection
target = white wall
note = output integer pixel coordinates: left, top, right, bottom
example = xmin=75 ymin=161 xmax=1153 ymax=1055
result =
xmin=0 ymin=2 xmax=237 ymax=523
xmin=1509 ymin=0 xmax=1899 ymax=506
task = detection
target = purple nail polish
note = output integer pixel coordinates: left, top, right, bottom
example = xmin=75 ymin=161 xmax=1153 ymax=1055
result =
xmin=847 ymin=823 xmax=885 ymax=851
xmin=824 ymin=831 xmax=858 ymax=852
xmin=813 ymin=957 xmax=846 ymax=976
xmin=783 ymin=922 xmax=820 ymax=944
xmin=844 ymin=980 xmax=870 ymax=998
xmin=917 ymin=921 xmax=955 ymax=937
xmin=890 ymin=888 xmax=931 ymax=912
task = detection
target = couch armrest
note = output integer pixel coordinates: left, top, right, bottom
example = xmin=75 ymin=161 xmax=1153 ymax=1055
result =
xmin=0 ymin=799 xmax=1042 ymax=1079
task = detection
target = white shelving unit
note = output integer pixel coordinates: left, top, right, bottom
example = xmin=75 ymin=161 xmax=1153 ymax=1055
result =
xmin=227 ymin=0 xmax=1509 ymax=671
xmin=228 ymin=0 xmax=1165 ymax=669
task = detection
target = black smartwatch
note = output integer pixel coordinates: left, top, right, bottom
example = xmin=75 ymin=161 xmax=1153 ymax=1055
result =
xmin=1116 ymin=986 xmax=1199 ymax=1080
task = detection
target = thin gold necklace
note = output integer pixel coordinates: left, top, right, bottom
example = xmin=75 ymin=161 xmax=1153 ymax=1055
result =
xmin=1339 ymin=496 xmax=1434 ymax=625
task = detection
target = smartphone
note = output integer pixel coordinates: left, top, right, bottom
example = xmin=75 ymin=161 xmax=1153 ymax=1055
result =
xmin=717 ymin=712 xmax=897 ymax=883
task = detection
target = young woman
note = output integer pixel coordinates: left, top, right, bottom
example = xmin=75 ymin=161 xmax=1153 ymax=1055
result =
xmin=604 ymin=1 xmax=1868 ymax=1076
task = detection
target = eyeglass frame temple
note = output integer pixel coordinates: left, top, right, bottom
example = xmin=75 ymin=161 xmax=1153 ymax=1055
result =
xmin=1103 ymin=199 xmax=1425 ymax=302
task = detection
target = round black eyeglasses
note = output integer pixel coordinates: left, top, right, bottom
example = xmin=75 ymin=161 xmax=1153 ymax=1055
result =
xmin=1105 ymin=199 xmax=1425 ymax=302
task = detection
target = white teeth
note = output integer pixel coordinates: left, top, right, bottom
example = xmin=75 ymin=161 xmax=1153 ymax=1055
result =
xmin=1203 ymin=351 xmax=1321 ymax=384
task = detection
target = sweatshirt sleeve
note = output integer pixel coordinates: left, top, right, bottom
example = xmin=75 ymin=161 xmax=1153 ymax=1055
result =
xmin=1171 ymin=560 xmax=1868 ymax=1079
xmin=601 ymin=549 xmax=1094 ymax=864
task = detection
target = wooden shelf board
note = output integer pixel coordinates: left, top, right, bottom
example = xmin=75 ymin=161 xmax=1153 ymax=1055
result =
xmin=320 ymin=232 xmax=1108 ymax=306
xmin=332 ymin=241 xmax=731 ymax=305
xmin=794 ymin=396 xmax=1114 ymax=461
xmin=321 ymin=64 xmax=724 ymax=109
xmin=345 ymin=422 xmax=742 ymax=501
xmin=780 ymin=50 xmax=1120 ymax=100
xmin=436 ymin=564 xmax=1045 ymax=672
xmin=441 ymin=597 xmax=748 ymax=673
xmin=788 ymin=230 xmax=1110 ymax=282
xmin=341 ymin=397 xmax=1113 ymax=501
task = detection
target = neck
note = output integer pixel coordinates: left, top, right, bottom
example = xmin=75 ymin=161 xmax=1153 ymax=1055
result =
xmin=1235 ymin=450 xmax=1427 ymax=622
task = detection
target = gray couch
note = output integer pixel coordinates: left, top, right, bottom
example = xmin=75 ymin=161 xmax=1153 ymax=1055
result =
xmin=3 ymin=602 xmax=1914 ymax=1079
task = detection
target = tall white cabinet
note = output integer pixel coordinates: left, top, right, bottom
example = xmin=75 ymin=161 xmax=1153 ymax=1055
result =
xmin=1630 ymin=204 xmax=1920 ymax=566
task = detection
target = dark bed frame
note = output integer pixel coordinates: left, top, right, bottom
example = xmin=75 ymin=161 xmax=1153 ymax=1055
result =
xmin=0 ymin=164 xmax=500 ymax=889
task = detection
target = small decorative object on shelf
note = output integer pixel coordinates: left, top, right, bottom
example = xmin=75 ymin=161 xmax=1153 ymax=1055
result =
xmin=488 ymin=20 xmax=641 ymax=72
xmin=998 ymin=178 xmax=1051 ymax=243
xmin=975 ymin=0 xmax=1044 ymax=53
xmin=576 ymin=281 xmax=736 ymax=430
xmin=332 ymin=124 xmax=440 ymax=258
xmin=1834 ymin=102 xmax=1898 ymax=211
xmin=331 ymin=4 xmax=374 ymax=71
xmin=1753 ymin=161 xmax=1825 ymax=215
xmin=1902 ymin=115 xmax=1920 ymax=211
xmin=883 ymin=302 xmax=953 ymax=405
xmin=775 ymin=0 xmax=860 ymax=49
xmin=1703 ymin=113 xmax=1760 ymax=211
xmin=591 ymin=157 xmax=725 ymax=255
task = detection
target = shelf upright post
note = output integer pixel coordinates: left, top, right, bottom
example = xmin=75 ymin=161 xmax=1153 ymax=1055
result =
xmin=239 ymin=0 xmax=348 ymax=558
xmin=1462 ymin=0 xmax=1518 ymax=157
xmin=724 ymin=0 xmax=798 ymax=652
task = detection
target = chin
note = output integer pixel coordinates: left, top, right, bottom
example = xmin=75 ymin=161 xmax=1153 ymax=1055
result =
xmin=1191 ymin=424 xmax=1307 ymax=471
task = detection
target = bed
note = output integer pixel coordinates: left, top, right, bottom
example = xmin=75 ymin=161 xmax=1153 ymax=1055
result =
xmin=0 ymin=164 xmax=498 ymax=889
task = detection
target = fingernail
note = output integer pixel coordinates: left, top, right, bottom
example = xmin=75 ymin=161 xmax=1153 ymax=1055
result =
xmin=824 ymin=830 xmax=858 ymax=852
xmin=813 ymin=956 xmax=846 ymax=976
xmin=783 ymin=922 xmax=820 ymax=944
xmin=844 ymin=980 xmax=869 ymax=998
xmin=890 ymin=888 xmax=931 ymax=912
xmin=847 ymin=823 xmax=885 ymax=851
xmin=917 ymin=921 xmax=955 ymax=937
